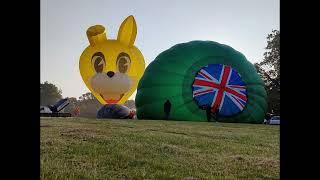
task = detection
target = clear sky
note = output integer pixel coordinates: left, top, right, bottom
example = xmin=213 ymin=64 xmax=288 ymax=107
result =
xmin=41 ymin=0 xmax=279 ymax=99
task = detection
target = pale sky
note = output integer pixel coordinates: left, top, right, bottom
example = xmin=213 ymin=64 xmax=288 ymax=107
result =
xmin=41 ymin=0 xmax=279 ymax=99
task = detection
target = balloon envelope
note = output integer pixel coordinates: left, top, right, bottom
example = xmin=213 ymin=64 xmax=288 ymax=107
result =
xmin=79 ymin=16 xmax=145 ymax=105
xmin=192 ymin=64 xmax=248 ymax=117
xmin=136 ymin=41 xmax=267 ymax=123
xmin=97 ymin=104 xmax=133 ymax=119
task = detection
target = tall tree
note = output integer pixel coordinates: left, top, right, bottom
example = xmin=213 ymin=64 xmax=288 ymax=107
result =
xmin=255 ymin=30 xmax=280 ymax=114
xmin=77 ymin=92 xmax=102 ymax=117
xmin=40 ymin=81 xmax=62 ymax=106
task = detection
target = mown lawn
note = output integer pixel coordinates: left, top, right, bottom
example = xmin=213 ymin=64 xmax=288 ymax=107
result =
xmin=40 ymin=117 xmax=279 ymax=179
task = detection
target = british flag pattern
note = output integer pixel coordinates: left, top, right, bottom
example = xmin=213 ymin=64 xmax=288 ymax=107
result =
xmin=192 ymin=64 xmax=248 ymax=116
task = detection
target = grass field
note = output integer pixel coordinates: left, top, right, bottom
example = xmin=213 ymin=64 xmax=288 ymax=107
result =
xmin=40 ymin=117 xmax=279 ymax=180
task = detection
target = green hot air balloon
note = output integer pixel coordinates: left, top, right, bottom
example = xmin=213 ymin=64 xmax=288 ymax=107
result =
xmin=135 ymin=41 xmax=267 ymax=123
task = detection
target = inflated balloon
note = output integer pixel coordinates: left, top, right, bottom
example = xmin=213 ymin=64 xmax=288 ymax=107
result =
xmin=136 ymin=41 xmax=267 ymax=123
xmin=79 ymin=15 xmax=145 ymax=104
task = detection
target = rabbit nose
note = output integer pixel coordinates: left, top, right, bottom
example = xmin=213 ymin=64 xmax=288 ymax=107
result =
xmin=106 ymin=71 xmax=115 ymax=78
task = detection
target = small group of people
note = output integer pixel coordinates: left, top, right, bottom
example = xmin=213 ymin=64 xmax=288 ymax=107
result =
xmin=202 ymin=105 xmax=219 ymax=122
xmin=164 ymin=100 xmax=219 ymax=122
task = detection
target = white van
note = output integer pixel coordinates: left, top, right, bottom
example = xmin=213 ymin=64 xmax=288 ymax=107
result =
xmin=269 ymin=116 xmax=280 ymax=125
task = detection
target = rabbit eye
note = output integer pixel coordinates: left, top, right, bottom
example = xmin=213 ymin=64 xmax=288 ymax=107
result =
xmin=117 ymin=52 xmax=131 ymax=73
xmin=91 ymin=52 xmax=105 ymax=73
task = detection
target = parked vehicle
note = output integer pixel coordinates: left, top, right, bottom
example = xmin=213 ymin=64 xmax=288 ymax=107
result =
xmin=268 ymin=116 xmax=280 ymax=125
xmin=40 ymin=98 xmax=71 ymax=117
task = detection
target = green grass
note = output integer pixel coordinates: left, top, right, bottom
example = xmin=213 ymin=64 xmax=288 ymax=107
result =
xmin=41 ymin=117 xmax=279 ymax=180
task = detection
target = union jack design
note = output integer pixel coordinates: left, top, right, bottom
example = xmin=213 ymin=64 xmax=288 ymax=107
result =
xmin=192 ymin=64 xmax=247 ymax=116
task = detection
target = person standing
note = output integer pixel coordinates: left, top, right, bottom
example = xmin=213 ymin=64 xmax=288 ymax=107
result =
xmin=164 ymin=100 xmax=172 ymax=120
xmin=213 ymin=108 xmax=219 ymax=122
xmin=205 ymin=106 xmax=212 ymax=122
xmin=72 ymin=106 xmax=80 ymax=117
xmin=209 ymin=108 xmax=219 ymax=122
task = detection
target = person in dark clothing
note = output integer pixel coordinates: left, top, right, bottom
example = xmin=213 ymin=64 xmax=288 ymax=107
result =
xmin=205 ymin=106 xmax=212 ymax=122
xmin=264 ymin=113 xmax=272 ymax=124
xmin=214 ymin=109 xmax=219 ymax=122
xmin=211 ymin=108 xmax=219 ymax=122
xmin=266 ymin=113 xmax=271 ymax=120
xmin=164 ymin=100 xmax=172 ymax=120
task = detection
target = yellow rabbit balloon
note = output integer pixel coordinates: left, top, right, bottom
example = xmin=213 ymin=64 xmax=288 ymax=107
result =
xmin=79 ymin=16 xmax=145 ymax=104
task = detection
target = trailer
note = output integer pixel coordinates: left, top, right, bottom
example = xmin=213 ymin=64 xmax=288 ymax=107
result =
xmin=40 ymin=112 xmax=71 ymax=117
xmin=40 ymin=98 xmax=72 ymax=117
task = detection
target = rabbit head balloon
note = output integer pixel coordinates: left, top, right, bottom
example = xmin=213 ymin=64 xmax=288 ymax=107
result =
xmin=79 ymin=16 xmax=145 ymax=104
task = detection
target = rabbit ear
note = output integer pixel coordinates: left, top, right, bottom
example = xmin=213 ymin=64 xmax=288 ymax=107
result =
xmin=86 ymin=25 xmax=107 ymax=46
xmin=117 ymin=15 xmax=137 ymax=46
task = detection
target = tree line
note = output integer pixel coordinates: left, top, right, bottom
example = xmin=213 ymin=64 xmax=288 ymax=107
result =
xmin=40 ymin=82 xmax=135 ymax=118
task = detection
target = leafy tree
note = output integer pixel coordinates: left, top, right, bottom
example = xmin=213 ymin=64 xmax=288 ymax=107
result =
xmin=255 ymin=30 xmax=280 ymax=114
xmin=124 ymin=100 xmax=135 ymax=109
xmin=78 ymin=92 xmax=102 ymax=117
xmin=40 ymin=81 xmax=62 ymax=106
